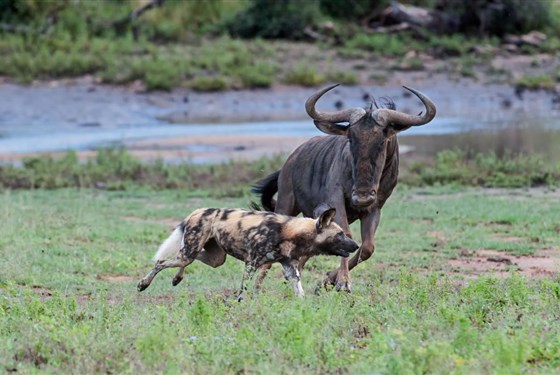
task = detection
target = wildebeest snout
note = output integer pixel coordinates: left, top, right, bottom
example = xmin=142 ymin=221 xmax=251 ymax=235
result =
xmin=351 ymin=188 xmax=376 ymax=207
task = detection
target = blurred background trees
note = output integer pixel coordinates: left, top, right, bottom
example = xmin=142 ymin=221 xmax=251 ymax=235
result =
xmin=1 ymin=0 xmax=558 ymax=41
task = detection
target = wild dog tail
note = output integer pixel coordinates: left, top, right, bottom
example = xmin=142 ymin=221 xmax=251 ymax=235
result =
xmin=154 ymin=222 xmax=186 ymax=261
xmin=251 ymin=170 xmax=280 ymax=212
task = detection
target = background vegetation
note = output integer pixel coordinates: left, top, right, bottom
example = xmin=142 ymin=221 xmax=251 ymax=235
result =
xmin=0 ymin=149 xmax=559 ymax=194
xmin=1 ymin=0 xmax=559 ymax=90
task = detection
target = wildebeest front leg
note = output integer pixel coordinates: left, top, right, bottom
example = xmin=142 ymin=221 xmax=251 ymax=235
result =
xmin=282 ymin=260 xmax=304 ymax=297
xmin=323 ymin=207 xmax=353 ymax=292
xmin=348 ymin=209 xmax=381 ymax=271
xmin=237 ymin=263 xmax=257 ymax=302
xmin=137 ymin=256 xmax=195 ymax=292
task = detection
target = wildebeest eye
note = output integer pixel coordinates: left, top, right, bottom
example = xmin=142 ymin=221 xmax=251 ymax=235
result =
xmin=336 ymin=232 xmax=345 ymax=239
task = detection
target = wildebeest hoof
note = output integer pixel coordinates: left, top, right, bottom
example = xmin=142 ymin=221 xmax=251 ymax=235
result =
xmin=172 ymin=276 xmax=183 ymax=286
xmin=137 ymin=280 xmax=148 ymax=292
xmin=335 ymin=280 xmax=352 ymax=293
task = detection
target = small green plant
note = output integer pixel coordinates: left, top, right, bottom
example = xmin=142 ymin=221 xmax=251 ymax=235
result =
xmin=283 ymin=64 xmax=326 ymax=87
xmin=326 ymin=70 xmax=358 ymax=85
xmin=394 ymin=57 xmax=425 ymax=71
xmin=235 ymin=62 xmax=276 ymax=88
xmin=514 ymin=74 xmax=556 ymax=91
xmin=428 ymin=34 xmax=469 ymax=57
xmin=190 ymin=75 xmax=230 ymax=92
xmin=344 ymin=33 xmax=407 ymax=56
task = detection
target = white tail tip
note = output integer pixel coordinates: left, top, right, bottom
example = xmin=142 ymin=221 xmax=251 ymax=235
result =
xmin=154 ymin=225 xmax=183 ymax=261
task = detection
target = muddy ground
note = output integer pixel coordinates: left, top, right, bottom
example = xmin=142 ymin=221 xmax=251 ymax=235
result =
xmin=1 ymin=45 xmax=559 ymax=163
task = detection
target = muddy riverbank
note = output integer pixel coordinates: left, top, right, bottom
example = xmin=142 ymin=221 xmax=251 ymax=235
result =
xmin=1 ymin=68 xmax=559 ymax=164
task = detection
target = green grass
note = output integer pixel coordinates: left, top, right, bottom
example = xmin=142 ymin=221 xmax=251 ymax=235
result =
xmin=515 ymin=74 xmax=557 ymax=91
xmin=283 ymin=63 xmax=326 ymax=87
xmin=2 ymin=149 xmax=558 ymax=192
xmin=1 ymin=186 xmax=559 ymax=373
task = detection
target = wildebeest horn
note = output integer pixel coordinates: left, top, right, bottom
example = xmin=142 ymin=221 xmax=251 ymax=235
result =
xmin=305 ymin=84 xmax=366 ymax=124
xmin=372 ymin=86 xmax=436 ymax=127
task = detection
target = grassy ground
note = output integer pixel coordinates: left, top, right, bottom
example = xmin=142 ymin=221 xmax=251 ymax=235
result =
xmin=1 ymin=186 xmax=559 ymax=373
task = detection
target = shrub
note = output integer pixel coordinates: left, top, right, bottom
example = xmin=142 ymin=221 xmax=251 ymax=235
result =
xmin=190 ymin=75 xmax=229 ymax=92
xmin=227 ymin=0 xmax=321 ymax=39
xmin=283 ymin=64 xmax=326 ymax=87
xmin=514 ymin=74 xmax=556 ymax=91
xmin=344 ymin=33 xmax=407 ymax=56
xmin=326 ymin=70 xmax=358 ymax=85
xmin=235 ymin=62 xmax=276 ymax=88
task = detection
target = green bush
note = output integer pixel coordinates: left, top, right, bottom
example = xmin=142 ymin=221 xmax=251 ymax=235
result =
xmin=190 ymin=75 xmax=230 ymax=92
xmin=514 ymin=74 xmax=556 ymax=91
xmin=319 ymin=0 xmax=388 ymax=21
xmin=283 ymin=64 xmax=326 ymax=87
xmin=403 ymin=149 xmax=560 ymax=188
xmin=344 ymin=33 xmax=408 ymax=56
xmin=326 ymin=70 xmax=358 ymax=85
xmin=227 ymin=0 xmax=321 ymax=39
xmin=235 ymin=62 xmax=276 ymax=88
xmin=438 ymin=0 xmax=556 ymax=36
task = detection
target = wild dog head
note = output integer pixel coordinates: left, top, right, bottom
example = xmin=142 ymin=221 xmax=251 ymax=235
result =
xmin=314 ymin=208 xmax=360 ymax=257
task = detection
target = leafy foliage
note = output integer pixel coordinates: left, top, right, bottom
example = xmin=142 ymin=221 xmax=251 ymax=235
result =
xmin=227 ymin=0 xmax=321 ymax=39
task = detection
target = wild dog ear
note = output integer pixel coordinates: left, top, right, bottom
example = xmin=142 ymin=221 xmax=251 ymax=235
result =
xmin=314 ymin=120 xmax=349 ymax=136
xmin=316 ymin=208 xmax=336 ymax=231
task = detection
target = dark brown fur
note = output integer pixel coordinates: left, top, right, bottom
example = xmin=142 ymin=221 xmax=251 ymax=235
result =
xmin=137 ymin=207 xmax=358 ymax=299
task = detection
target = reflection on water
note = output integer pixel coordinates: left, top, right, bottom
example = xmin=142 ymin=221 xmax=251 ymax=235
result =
xmin=400 ymin=119 xmax=560 ymax=161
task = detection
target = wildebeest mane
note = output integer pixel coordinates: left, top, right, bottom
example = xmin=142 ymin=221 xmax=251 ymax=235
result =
xmin=370 ymin=96 xmax=396 ymax=111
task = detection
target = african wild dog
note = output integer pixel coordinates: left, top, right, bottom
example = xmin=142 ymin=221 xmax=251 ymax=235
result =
xmin=137 ymin=207 xmax=359 ymax=299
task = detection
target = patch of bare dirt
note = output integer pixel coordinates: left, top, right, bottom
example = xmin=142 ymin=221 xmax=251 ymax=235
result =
xmin=428 ymin=230 xmax=448 ymax=247
xmin=96 ymin=274 xmax=136 ymax=282
xmin=448 ymin=248 xmax=559 ymax=278
xmin=31 ymin=285 xmax=53 ymax=301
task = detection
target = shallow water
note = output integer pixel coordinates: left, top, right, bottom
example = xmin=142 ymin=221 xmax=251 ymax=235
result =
xmin=1 ymin=81 xmax=559 ymax=163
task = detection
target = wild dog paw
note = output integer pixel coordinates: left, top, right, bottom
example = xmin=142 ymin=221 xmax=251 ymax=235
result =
xmin=137 ymin=280 xmax=149 ymax=292
xmin=172 ymin=275 xmax=183 ymax=286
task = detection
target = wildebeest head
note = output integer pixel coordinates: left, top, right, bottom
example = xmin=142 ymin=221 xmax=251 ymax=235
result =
xmin=305 ymin=84 xmax=436 ymax=207
xmin=314 ymin=208 xmax=360 ymax=257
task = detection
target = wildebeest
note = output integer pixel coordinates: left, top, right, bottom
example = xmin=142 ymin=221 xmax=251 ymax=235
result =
xmin=137 ymin=207 xmax=359 ymax=299
xmin=252 ymin=84 xmax=436 ymax=292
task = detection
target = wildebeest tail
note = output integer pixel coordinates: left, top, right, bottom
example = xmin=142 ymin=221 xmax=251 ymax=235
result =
xmin=251 ymin=170 xmax=280 ymax=211
xmin=154 ymin=222 xmax=186 ymax=261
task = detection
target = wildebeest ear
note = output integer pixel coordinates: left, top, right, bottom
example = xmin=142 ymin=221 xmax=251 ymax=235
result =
xmin=316 ymin=208 xmax=336 ymax=231
xmin=314 ymin=120 xmax=349 ymax=136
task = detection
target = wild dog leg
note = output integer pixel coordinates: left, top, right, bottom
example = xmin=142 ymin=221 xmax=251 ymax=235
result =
xmin=170 ymin=223 xmax=214 ymax=287
xmin=237 ymin=263 xmax=257 ymax=302
xmin=281 ymin=260 xmax=304 ymax=297
xmin=254 ymin=263 xmax=271 ymax=290
xmin=138 ymin=256 xmax=195 ymax=292
xmin=255 ymin=187 xmax=301 ymax=289
xmin=172 ymin=266 xmax=186 ymax=286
